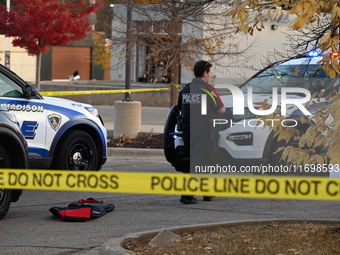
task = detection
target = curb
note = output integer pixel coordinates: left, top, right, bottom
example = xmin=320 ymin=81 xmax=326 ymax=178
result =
xmin=99 ymin=238 xmax=134 ymax=255
xmin=98 ymin=218 xmax=340 ymax=255
xmin=107 ymin=147 xmax=165 ymax=160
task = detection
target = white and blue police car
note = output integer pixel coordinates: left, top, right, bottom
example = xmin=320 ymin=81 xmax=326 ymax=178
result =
xmin=0 ymin=64 xmax=107 ymax=171
xmin=164 ymin=53 xmax=339 ymax=174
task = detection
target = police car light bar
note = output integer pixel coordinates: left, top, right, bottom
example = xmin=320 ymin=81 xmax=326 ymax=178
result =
xmin=307 ymin=50 xmax=320 ymax=57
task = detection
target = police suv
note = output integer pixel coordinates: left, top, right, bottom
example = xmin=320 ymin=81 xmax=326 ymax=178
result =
xmin=164 ymin=54 xmax=339 ymax=173
xmin=0 ymin=64 xmax=107 ymax=171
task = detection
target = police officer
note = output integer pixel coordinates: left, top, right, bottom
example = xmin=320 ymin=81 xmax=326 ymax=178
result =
xmin=178 ymin=60 xmax=226 ymax=204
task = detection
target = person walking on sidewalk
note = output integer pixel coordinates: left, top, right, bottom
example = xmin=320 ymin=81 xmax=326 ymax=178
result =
xmin=177 ymin=60 xmax=226 ymax=204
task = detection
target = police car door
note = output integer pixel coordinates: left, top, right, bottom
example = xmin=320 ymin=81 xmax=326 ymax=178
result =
xmin=0 ymin=71 xmax=47 ymax=158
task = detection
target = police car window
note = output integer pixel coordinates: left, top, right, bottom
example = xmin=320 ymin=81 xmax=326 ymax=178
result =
xmin=241 ymin=64 xmax=330 ymax=94
xmin=0 ymin=73 xmax=24 ymax=98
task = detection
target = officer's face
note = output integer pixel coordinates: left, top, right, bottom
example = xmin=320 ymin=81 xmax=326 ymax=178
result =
xmin=203 ymin=68 xmax=213 ymax=83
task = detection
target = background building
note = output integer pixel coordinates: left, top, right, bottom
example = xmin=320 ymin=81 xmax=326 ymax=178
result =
xmin=0 ymin=0 xmax=107 ymax=82
xmin=0 ymin=1 xmax=296 ymax=85
xmin=0 ymin=36 xmax=36 ymax=81
xmin=111 ymin=3 xmax=294 ymax=86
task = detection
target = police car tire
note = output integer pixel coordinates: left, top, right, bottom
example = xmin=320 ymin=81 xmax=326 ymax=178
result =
xmin=0 ymin=189 xmax=12 ymax=220
xmin=0 ymin=145 xmax=12 ymax=220
xmin=53 ymin=130 xmax=98 ymax=171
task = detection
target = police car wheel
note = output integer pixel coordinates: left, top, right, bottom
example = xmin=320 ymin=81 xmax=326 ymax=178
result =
xmin=53 ymin=130 xmax=98 ymax=171
xmin=0 ymin=145 xmax=13 ymax=220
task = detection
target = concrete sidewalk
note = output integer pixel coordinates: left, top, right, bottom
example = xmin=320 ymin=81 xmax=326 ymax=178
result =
xmin=95 ymin=105 xmax=169 ymax=137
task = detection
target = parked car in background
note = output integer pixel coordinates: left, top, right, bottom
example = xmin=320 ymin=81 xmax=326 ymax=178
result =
xmin=0 ymin=64 xmax=107 ymax=171
xmin=218 ymin=55 xmax=338 ymax=168
xmin=0 ymin=106 xmax=29 ymax=220
xmin=164 ymin=54 xmax=339 ymax=175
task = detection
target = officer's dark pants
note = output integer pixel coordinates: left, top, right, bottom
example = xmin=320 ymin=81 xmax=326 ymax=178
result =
xmin=181 ymin=120 xmax=216 ymax=200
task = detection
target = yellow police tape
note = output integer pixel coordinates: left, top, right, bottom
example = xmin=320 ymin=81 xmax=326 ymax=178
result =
xmin=39 ymin=87 xmax=172 ymax=96
xmin=1 ymin=169 xmax=340 ymax=200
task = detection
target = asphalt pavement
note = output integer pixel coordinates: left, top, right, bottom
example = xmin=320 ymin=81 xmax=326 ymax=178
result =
xmin=78 ymin=105 xmax=340 ymax=255
xmin=3 ymin=104 xmax=340 ymax=255
xmin=10 ymin=83 xmax=336 ymax=255
xmin=86 ymin=105 xmax=168 ymax=255
xmin=7 ymin=103 xmax=335 ymax=255
xmin=82 ymin=105 xmax=181 ymax=255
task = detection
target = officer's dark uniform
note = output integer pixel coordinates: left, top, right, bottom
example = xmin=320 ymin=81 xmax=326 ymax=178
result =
xmin=178 ymin=77 xmax=224 ymax=203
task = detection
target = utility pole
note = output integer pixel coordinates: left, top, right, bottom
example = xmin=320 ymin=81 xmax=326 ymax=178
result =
xmin=170 ymin=2 xmax=180 ymax=107
xmin=124 ymin=0 xmax=133 ymax=101
xmin=113 ymin=0 xmax=141 ymax=140
xmin=5 ymin=0 xmax=10 ymax=69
